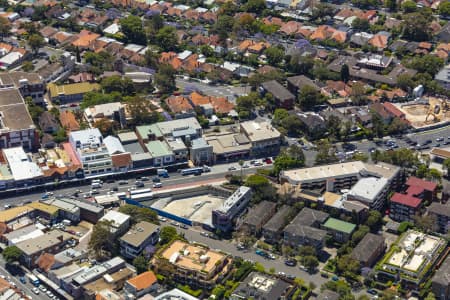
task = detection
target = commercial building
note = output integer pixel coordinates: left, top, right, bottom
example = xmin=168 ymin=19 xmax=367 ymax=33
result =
xmin=323 ymin=218 xmax=356 ymax=243
xmin=350 ymin=233 xmax=386 ymax=267
xmin=153 ymin=240 xmax=231 ymax=289
xmin=241 ymin=200 xmax=277 ymax=236
xmin=119 ymin=221 xmax=160 ymax=259
xmin=50 ymin=197 xmax=104 ymax=223
xmin=431 ymin=254 xmax=450 ymax=300
xmin=104 ymin=136 xmax=132 ymax=173
xmin=230 ymin=272 xmax=294 ymax=300
xmin=123 ymin=271 xmax=158 ymax=299
xmin=204 ymin=132 xmax=251 ymax=162
xmin=427 ymin=202 xmax=450 ymax=233
xmin=16 ymin=230 xmax=71 ymax=268
xmin=280 ymin=161 xmax=401 ymax=193
xmin=69 ymin=128 xmax=112 ymax=176
xmin=190 ymin=138 xmax=213 ymax=166
xmin=99 ymin=211 xmax=131 ymax=237
xmin=156 ymin=117 xmax=202 ymax=142
xmin=212 ymin=186 xmax=252 ymax=232
xmin=347 ymin=177 xmax=390 ymax=210
xmin=0 ymin=72 xmax=45 ymax=104
xmin=377 ymin=230 xmax=446 ymax=290
xmin=240 ymin=121 xmax=281 ymax=156
xmin=0 ymin=205 xmax=35 ymax=227
xmin=262 ymin=205 xmax=292 ymax=244
xmin=0 ymin=89 xmax=39 ymax=150
xmin=41 ymin=198 xmax=81 ymax=222
xmin=145 ymin=140 xmax=175 ymax=167
xmin=2 ymin=147 xmax=42 ymax=187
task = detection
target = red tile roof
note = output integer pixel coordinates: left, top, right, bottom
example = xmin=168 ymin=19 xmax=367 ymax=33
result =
xmin=382 ymin=102 xmax=405 ymax=118
xmin=390 ymin=193 xmax=422 ymax=208
xmin=165 ymin=96 xmax=194 ymax=113
xmin=406 ymin=176 xmax=437 ymax=192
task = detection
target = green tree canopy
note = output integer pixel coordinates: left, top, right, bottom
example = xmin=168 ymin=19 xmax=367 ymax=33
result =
xmin=274 ymin=145 xmax=305 ymax=175
xmin=159 ymin=226 xmax=178 ymax=244
xmin=340 ymin=64 xmax=350 ymax=83
xmin=401 ymin=0 xmax=417 ymax=12
xmin=298 ymin=85 xmax=325 ymax=110
xmin=120 ymin=15 xmax=146 ymax=44
xmin=264 ymin=46 xmax=284 ymax=66
xmin=119 ymin=204 xmax=159 ymax=225
xmin=407 ymin=54 xmax=444 ymax=77
xmin=100 ymin=75 xmax=135 ymax=95
xmin=156 ymin=26 xmax=178 ymax=52
xmin=244 ymin=0 xmax=266 ymax=13
xmin=2 ymin=246 xmax=22 ymax=264
xmin=126 ymin=96 xmax=162 ymax=126
xmin=81 ymin=91 xmax=123 ymax=109
xmin=439 ymin=1 xmax=450 ymax=17
xmin=88 ymin=220 xmax=114 ymax=259
xmin=0 ymin=16 xmax=11 ymax=40
xmin=402 ymin=11 xmax=433 ymax=42
xmin=154 ymin=64 xmax=176 ymax=94
xmin=28 ymin=34 xmax=45 ymax=54
xmin=352 ymin=18 xmax=370 ymax=31
xmin=133 ymin=255 xmax=148 ymax=274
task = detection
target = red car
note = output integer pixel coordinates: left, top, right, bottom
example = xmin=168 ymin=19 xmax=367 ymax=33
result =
xmin=265 ymin=157 xmax=273 ymax=164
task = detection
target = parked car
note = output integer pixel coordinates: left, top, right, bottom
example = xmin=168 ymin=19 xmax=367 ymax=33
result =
xmin=153 ymin=182 xmax=163 ymax=188
xmin=139 ymin=177 xmax=150 ymax=181
xmin=135 ymin=181 xmax=144 ymax=187
xmin=32 ymin=288 xmax=39 ymax=295
xmin=284 ymin=259 xmax=297 ymax=267
xmin=152 ymin=177 xmax=160 ymax=183
xmin=228 ymin=166 xmax=237 ymax=171
xmin=367 ymin=289 xmax=378 ymax=295
xmin=118 ymin=180 xmax=128 ymax=185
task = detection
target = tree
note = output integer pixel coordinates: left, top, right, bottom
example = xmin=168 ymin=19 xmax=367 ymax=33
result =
xmin=274 ymin=146 xmax=305 ymax=175
xmin=288 ymin=55 xmax=314 ymax=75
xmin=351 ymin=225 xmax=369 ymax=245
xmin=401 ymin=0 xmax=417 ymax=12
xmin=365 ymin=210 xmax=382 ymax=229
xmin=75 ymin=46 xmax=81 ymax=63
xmin=350 ymin=82 xmax=367 ymax=105
xmin=0 ymin=16 xmax=11 ymax=41
xmin=94 ymin=118 xmax=116 ymax=136
xmin=408 ymin=54 xmax=444 ymax=77
xmin=126 ymin=96 xmax=161 ymax=126
xmin=336 ymin=255 xmax=360 ymax=277
xmin=154 ymin=64 xmax=176 ymax=94
xmin=340 ymin=64 xmax=350 ymax=83
xmin=264 ymin=46 xmax=284 ymax=66
xmin=301 ymin=255 xmax=319 ymax=272
xmin=244 ymin=0 xmax=266 ymax=13
xmin=88 ymin=220 xmax=114 ymax=259
xmin=443 ymin=158 xmax=450 ymax=175
xmin=159 ymin=226 xmax=178 ymax=244
xmin=311 ymin=3 xmax=335 ymax=21
xmin=133 ymin=256 xmax=148 ymax=274
xmin=315 ymin=139 xmax=337 ymax=165
xmin=2 ymin=246 xmax=22 ymax=264
xmin=396 ymin=74 xmax=415 ymax=92
xmin=100 ymin=75 xmax=135 ymax=95
xmin=119 ymin=204 xmax=159 ymax=225
xmin=439 ymin=1 xmax=450 ymax=17
xmin=213 ymin=15 xmax=235 ymax=43
xmin=143 ymin=49 xmax=160 ymax=69
xmin=244 ymin=174 xmax=276 ymax=203
xmin=425 ymin=292 xmax=436 ymax=300
xmin=413 ymin=214 xmax=437 ymax=233
xmin=28 ymin=34 xmax=45 ymax=54
xmin=155 ymin=26 xmax=178 ymax=52
xmin=352 ymin=18 xmax=370 ymax=31
xmin=298 ymin=246 xmax=316 ymax=257
xmin=22 ymin=61 xmax=34 ymax=72
xmin=120 ymin=15 xmax=146 ymax=44
xmin=402 ymin=12 xmax=432 ymax=42
xmin=298 ymin=85 xmax=324 ymax=110
xmin=384 ymin=0 xmax=397 ymax=11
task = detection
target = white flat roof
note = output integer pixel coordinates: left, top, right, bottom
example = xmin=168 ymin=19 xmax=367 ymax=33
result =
xmin=100 ymin=210 xmax=130 ymax=228
xmin=348 ymin=177 xmax=388 ymax=202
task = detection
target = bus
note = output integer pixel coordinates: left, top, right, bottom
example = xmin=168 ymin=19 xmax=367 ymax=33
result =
xmin=130 ymin=192 xmax=153 ymax=201
xmin=130 ymin=188 xmax=152 ymax=195
xmin=26 ymin=273 xmax=40 ymax=287
xmin=116 ymin=192 xmax=127 ymax=200
xmin=181 ymin=167 xmax=203 ymax=176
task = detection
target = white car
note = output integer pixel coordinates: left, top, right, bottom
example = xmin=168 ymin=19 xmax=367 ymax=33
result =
xmin=32 ymin=288 xmax=39 ymax=295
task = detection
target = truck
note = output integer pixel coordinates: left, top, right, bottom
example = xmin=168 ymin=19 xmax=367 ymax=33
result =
xmin=157 ymin=169 xmax=169 ymax=178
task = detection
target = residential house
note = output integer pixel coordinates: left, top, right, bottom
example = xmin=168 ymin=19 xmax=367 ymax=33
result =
xmin=60 ymin=111 xmax=80 ymax=132
xmin=123 ymin=271 xmax=158 ymax=299
xmin=212 ymin=186 xmax=252 ymax=232
xmin=165 ymin=96 xmax=196 ymax=119
xmin=230 ymin=272 xmax=294 ymax=300
xmin=369 ymin=33 xmax=390 ymax=50
xmin=48 ymin=82 xmax=100 ymax=104
xmin=295 ymin=112 xmax=327 ymax=139
xmin=0 ymin=89 xmax=39 ymax=150
xmin=69 ymin=128 xmax=113 ymax=176
xmin=39 ymin=111 xmax=59 ymax=134
xmin=261 ymin=80 xmax=295 ymax=109
xmin=84 ymin=102 xmax=126 ymax=127
xmin=71 ymin=30 xmax=101 ymax=50
xmin=241 ymin=201 xmax=277 ymax=236
xmin=262 ymin=205 xmax=292 ymax=244
xmin=427 ymin=202 xmax=450 ymax=234
xmin=350 ymin=233 xmax=386 ymax=267
xmin=323 ymin=218 xmax=356 ymax=243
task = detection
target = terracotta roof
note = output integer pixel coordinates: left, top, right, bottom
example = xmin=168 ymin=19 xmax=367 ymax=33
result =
xmin=238 ymin=40 xmax=254 ymax=52
xmin=369 ymin=34 xmax=389 ymax=49
xmin=297 ymin=26 xmax=314 ymax=38
xmin=383 ymin=102 xmax=404 ymax=118
xmin=430 ymin=148 xmax=450 ymax=159
xmin=126 ymin=271 xmax=157 ymax=291
xmin=165 ymin=96 xmax=193 ymax=113
xmin=37 ymin=253 xmax=55 ymax=272
xmin=52 ymin=31 xmax=74 ymax=44
xmin=182 ymin=54 xmax=200 ymax=72
xmin=210 ymin=97 xmax=234 ymax=114
xmin=280 ymin=21 xmax=302 ymax=35
xmin=248 ymin=41 xmax=270 ymax=53
xmin=170 ymin=57 xmax=183 ymax=70
xmin=361 ymin=10 xmax=377 ymax=20
xmin=0 ymin=43 xmax=13 ymax=53
xmin=191 ymin=34 xmax=209 ymax=45
xmin=60 ymin=111 xmax=80 ymax=132
xmin=159 ymin=52 xmax=177 ymax=63
xmin=190 ymin=92 xmax=211 ymax=106
xmin=437 ymin=43 xmax=450 ymax=52
xmin=331 ymin=30 xmax=347 ymax=43
xmin=111 ymin=153 xmax=132 ymax=168
xmin=40 ymin=26 xmax=58 ymax=38
xmin=263 ymin=16 xmax=283 ymax=26
xmin=310 ymin=25 xmax=335 ymax=41
xmin=72 ymin=30 xmax=100 ymax=48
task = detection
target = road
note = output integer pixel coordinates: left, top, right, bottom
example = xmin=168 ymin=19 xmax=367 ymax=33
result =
xmin=0 ymin=257 xmax=46 ymax=300
xmin=1 ymin=161 xmax=270 ymax=207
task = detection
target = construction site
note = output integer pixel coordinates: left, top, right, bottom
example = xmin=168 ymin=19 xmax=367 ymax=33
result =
xmin=397 ymin=97 xmax=450 ymax=129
